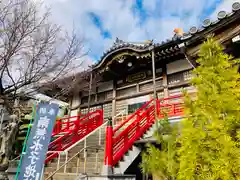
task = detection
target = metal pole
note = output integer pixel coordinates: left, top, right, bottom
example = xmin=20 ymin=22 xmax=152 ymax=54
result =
xmin=83 ymin=138 xmax=87 ymax=173
xmin=99 ymin=126 xmax=101 ymax=145
xmin=95 ymin=149 xmax=99 ymax=173
xmin=84 ymin=148 xmax=87 ymax=174
xmin=57 ymin=153 xmax=61 ymax=170
xmin=64 ymin=152 xmax=68 ymax=173
xmin=40 ymin=166 xmax=44 ymax=180
xmin=151 ymin=47 xmax=158 ymax=129
xmin=76 ymin=153 xmax=80 ymax=175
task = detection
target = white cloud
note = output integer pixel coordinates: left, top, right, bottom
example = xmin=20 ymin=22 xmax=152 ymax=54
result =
xmin=144 ymin=17 xmax=183 ymax=41
xmin=37 ymin=0 xmax=237 ymax=64
xmin=210 ymin=0 xmax=240 ymax=19
xmin=23 ymin=0 xmax=238 ymax=102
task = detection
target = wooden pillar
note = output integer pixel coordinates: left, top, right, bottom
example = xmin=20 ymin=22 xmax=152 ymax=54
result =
xmin=70 ymin=92 xmax=81 ymax=117
xmin=136 ymin=83 xmax=140 ymax=93
xmin=162 ymin=64 xmax=168 ymax=98
xmin=112 ymin=80 xmax=116 ymax=120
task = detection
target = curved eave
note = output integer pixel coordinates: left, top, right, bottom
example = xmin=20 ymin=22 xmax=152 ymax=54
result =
xmin=93 ymin=40 xmax=183 ymax=71
xmin=93 ymin=46 xmax=152 ymax=70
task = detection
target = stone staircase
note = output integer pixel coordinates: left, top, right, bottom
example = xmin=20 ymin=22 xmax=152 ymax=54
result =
xmin=113 ymin=125 xmax=154 ymax=174
xmin=113 ymin=116 xmax=183 ymax=174
xmin=44 ymin=124 xmax=107 ymax=180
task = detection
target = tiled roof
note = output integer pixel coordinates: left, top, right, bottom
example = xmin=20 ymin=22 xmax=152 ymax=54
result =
xmin=93 ymin=1 xmax=240 ymax=70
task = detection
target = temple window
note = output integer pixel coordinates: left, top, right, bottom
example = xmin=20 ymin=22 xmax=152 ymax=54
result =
xmin=128 ymin=102 xmax=146 ymax=114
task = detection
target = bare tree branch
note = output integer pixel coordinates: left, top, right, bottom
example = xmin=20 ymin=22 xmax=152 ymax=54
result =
xmin=0 ymin=0 xmax=87 ymax=112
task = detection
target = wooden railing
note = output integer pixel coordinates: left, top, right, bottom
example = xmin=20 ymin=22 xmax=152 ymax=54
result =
xmin=157 ymin=95 xmax=184 ymax=118
xmin=104 ymin=95 xmax=185 ymax=167
xmin=52 ymin=115 xmax=84 ymax=136
xmin=45 ymin=109 xmax=103 ymax=164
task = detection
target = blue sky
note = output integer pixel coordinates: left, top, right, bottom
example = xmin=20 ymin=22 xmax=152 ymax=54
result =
xmin=42 ymin=0 xmax=238 ymax=68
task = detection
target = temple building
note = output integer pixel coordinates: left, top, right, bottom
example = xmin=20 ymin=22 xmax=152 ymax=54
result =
xmin=39 ymin=1 xmax=240 ymax=126
xmin=36 ymin=2 xmax=240 ymax=179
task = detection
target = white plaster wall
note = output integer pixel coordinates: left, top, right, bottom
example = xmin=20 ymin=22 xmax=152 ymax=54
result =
xmin=70 ymin=93 xmax=80 ymax=118
xmin=167 ymin=59 xmax=192 ymax=75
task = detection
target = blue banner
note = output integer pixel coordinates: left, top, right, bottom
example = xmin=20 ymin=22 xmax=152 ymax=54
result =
xmin=18 ymin=102 xmax=59 ymax=180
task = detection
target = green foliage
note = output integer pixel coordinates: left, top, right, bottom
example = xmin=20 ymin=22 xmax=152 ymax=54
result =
xmin=177 ymin=38 xmax=240 ymax=180
xmin=140 ymin=117 xmax=179 ymax=180
xmin=141 ymin=38 xmax=240 ymax=180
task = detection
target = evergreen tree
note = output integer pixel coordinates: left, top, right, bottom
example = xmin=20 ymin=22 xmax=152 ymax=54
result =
xmin=177 ymin=38 xmax=240 ymax=180
xmin=141 ymin=117 xmax=179 ymax=180
xmin=141 ymin=38 xmax=240 ymax=180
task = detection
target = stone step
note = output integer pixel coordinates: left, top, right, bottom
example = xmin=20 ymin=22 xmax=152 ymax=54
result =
xmin=46 ymin=156 xmax=104 ymax=168
xmin=45 ymin=164 xmax=103 ymax=174
xmin=45 ymin=161 xmax=104 ymax=170
xmin=48 ymin=147 xmax=105 ymax=159
xmin=48 ymin=142 xmax=105 ymax=156
xmin=46 ymin=156 xmax=104 ymax=172
xmin=46 ymin=129 xmax=106 ymax=176
xmin=44 ymin=173 xmax=137 ymax=180
xmin=45 ymin=159 xmax=104 ymax=175
xmin=67 ymin=144 xmax=105 ymax=153
xmin=45 ymin=173 xmax=110 ymax=180
xmin=44 ymin=173 xmax=78 ymax=180
xmin=46 ymin=153 xmax=105 ymax=164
